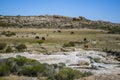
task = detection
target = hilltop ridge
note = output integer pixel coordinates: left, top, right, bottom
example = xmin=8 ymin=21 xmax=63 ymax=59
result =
xmin=0 ymin=15 xmax=120 ymax=33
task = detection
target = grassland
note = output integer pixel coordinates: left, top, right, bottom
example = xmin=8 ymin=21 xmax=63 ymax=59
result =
xmin=0 ymin=28 xmax=120 ymax=53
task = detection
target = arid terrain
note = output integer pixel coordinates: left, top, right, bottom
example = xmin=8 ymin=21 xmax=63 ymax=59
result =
xmin=0 ymin=15 xmax=120 ymax=80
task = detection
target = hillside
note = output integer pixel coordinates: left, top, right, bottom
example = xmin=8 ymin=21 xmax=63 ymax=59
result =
xmin=0 ymin=15 xmax=119 ymax=28
xmin=0 ymin=15 xmax=120 ymax=33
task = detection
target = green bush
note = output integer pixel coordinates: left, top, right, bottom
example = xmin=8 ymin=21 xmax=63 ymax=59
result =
xmin=63 ymin=42 xmax=75 ymax=47
xmin=0 ymin=43 xmax=7 ymax=50
xmin=108 ymin=27 xmax=120 ymax=34
xmin=0 ymin=56 xmax=93 ymax=78
xmin=82 ymin=71 xmax=93 ymax=77
xmin=54 ymin=68 xmax=82 ymax=80
xmin=5 ymin=46 xmax=13 ymax=53
xmin=1 ymin=31 xmax=16 ymax=37
xmin=16 ymin=44 xmax=27 ymax=51
xmin=16 ymin=55 xmax=27 ymax=66
xmin=42 ymin=63 xmax=55 ymax=80
xmin=1 ymin=56 xmax=43 ymax=76
xmin=50 ymin=68 xmax=93 ymax=80
xmin=19 ymin=65 xmax=33 ymax=76
xmin=18 ymin=64 xmax=44 ymax=76
xmin=6 ymin=57 xmax=18 ymax=73
xmin=0 ymin=63 xmax=10 ymax=76
xmin=36 ymin=40 xmax=44 ymax=45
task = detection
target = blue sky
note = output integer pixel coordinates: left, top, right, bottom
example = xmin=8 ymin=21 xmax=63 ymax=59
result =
xmin=0 ymin=0 xmax=120 ymax=23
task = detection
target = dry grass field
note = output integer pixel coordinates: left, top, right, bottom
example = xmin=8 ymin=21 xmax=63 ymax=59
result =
xmin=0 ymin=28 xmax=120 ymax=53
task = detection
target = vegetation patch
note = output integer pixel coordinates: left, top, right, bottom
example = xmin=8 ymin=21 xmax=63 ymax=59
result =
xmin=53 ymin=68 xmax=93 ymax=80
xmin=36 ymin=40 xmax=45 ymax=45
xmin=15 ymin=44 xmax=27 ymax=52
xmin=1 ymin=31 xmax=16 ymax=37
xmin=0 ymin=56 xmax=93 ymax=80
xmin=0 ymin=43 xmax=7 ymax=50
xmin=63 ymin=42 xmax=75 ymax=47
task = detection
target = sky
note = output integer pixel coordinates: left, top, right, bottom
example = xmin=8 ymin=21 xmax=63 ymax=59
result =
xmin=0 ymin=0 xmax=120 ymax=23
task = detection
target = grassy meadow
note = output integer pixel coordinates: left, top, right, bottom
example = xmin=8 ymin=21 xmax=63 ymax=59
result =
xmin=0 ymin=28 xmax=120 ymax=53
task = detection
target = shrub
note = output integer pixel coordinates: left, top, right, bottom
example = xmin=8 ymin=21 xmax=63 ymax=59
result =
xmin=0 ymin=43 xmax=7 ymax=50
xmin=16 ymin=44 xmax=27 ymax=51
xmin=2 ymin=56 xmax=46 ymax=77
xmin=6 ymin=57 xmax=18 ymax=73
xmin=36 ymin=40 xmax=44 ymax=45
xmin=16 ymin=55 xmax=27 ymax=66
xmin=53 ymin=68 xmax=93 ymax=80
xmin=18 ymin=64 xmax=44 ymax=76
xmin=17 ymin=57 xmax=45 ymax=76
xmin=42 ymin=63 xmax=55 ymax=79
xmin=82 ymin=71 xmax=93 ymax=77
xmin=0 ymin=63 xmax=10 ymax=76
xmin=63 ymin=42 xmax=75 ymax=47
xmin=0 ymin=56 xmax=93 ymax=78
xmin=1 ymin=31 xmax=16 ymax=37
xmin=19 ymin=65 xmax=33 ymax=76
xmin=108 ymin=27 xmax=120 ymax=34
xmin=58 ymin=63 xmax=65 ymax=69
xmin=54 ymin=68 xmax=82 ymax=80
xmin=6 ymin=46 xmax=13 ymax=53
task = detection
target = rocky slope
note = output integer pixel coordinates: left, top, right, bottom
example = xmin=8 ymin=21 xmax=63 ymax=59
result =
xmin=0 ymin=15 xmax=119 ymax=28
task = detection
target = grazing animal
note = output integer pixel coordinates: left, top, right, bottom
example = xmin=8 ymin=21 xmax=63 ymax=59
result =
xmin=35 ymin=36 xmax=39 ymax=39
xmin=84 ymin=44 xmax=89 ymax=49
xmin=83 ymin=38 xmax=87 ymax=42
xmin=53 ymin=31 xmax=56 ymax=33
xmin=71 ymin=31 xmax=74 ymax=34
xmin=57 ymin=30 xmax=61 ymax=33
xmin=42 ymin=37 xmax=45 ymax=40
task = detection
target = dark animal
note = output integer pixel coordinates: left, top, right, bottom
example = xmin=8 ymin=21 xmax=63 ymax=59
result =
xmin=35 ymin=36 xmax=39 ymax=39
xmin=42 ymin=37 xmax=45 ymax=40
xmin=57 ymin=30 xmax=61 ymax=33
xmin=84 ymin=44 xmax=89 ymax=49
xmin=71 ymin=31 xmax=74 ymax=34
